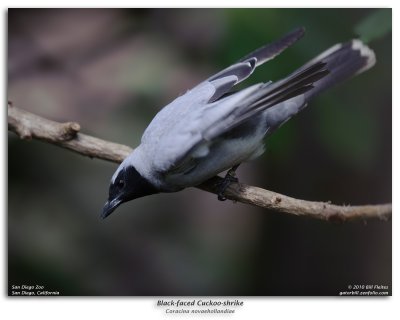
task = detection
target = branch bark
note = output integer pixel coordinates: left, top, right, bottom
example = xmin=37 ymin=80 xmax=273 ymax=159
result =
xmin=8 ymin=104 xmax=392 ymax=222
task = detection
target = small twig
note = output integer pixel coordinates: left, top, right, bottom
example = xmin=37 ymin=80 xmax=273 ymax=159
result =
xmin=8 ymin=105 xmax=392 ymax=222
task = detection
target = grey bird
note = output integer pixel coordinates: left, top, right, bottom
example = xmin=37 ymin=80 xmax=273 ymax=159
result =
xmin=102 ymin=27 xmax=376 ymax=218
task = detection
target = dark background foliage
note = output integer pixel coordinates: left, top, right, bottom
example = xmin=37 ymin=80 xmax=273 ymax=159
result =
xmin=8 ymin=8 xmax=391 ymax=295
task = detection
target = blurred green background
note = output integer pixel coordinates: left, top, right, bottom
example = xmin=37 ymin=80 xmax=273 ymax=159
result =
xmin=8 ymin=8 xmax=391 ymax=296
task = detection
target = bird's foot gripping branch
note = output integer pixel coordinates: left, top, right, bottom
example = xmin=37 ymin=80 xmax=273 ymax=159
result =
xmin=8 ymin=104 xmax=392 ymax=222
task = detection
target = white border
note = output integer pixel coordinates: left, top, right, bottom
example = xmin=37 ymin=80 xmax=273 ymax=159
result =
xmin=1 ymin=2 xmax=397 ymax=320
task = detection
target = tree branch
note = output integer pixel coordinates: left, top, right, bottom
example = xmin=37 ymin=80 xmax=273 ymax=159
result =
xmin=8 ymin=104 xmax=392 ymax=222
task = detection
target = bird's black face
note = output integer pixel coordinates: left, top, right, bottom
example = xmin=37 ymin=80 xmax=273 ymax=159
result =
xmin=102 ymin=165 xmax=159 ymax=219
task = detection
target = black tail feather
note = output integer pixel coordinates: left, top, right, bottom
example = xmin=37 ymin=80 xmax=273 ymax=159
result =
xmin=303 ymin=40 xmax=375 ymax=99
xmin=263 ymin=39 xmax=375 ymax=130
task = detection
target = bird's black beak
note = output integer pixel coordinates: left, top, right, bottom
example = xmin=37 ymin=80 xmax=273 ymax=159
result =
xmin=101 ymin=198 xmax=123 ymax=219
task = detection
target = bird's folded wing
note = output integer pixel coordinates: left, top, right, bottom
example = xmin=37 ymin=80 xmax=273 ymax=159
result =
xmin=150 ymin=60 xmax=327 ymax=174
xmin=202 ymin=61 xmax=328 ymax=141
xmin=148 ymin=27 xmax=307 ymax=173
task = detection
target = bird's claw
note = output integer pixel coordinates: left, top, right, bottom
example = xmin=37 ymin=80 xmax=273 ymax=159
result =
xmin=217 ymin=169 xmax=239 ymax=201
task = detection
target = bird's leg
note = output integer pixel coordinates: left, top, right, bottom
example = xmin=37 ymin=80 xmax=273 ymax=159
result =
xmin=217 ymin=164 xmax=240 ymax=201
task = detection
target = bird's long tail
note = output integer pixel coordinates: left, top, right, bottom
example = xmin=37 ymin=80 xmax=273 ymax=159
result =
xmin=302 ymin=39 xmax=375 ymax=99
xmin=264 ymin=39 xmax=376 ymax=130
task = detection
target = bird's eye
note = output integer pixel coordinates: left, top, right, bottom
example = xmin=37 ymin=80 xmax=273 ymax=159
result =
xmin=117 ymin=179 xmax=125 ymax=189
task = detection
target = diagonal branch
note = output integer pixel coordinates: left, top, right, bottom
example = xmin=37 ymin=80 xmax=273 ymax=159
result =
xmin=8 ymin=104 xmax=392 ymax=222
